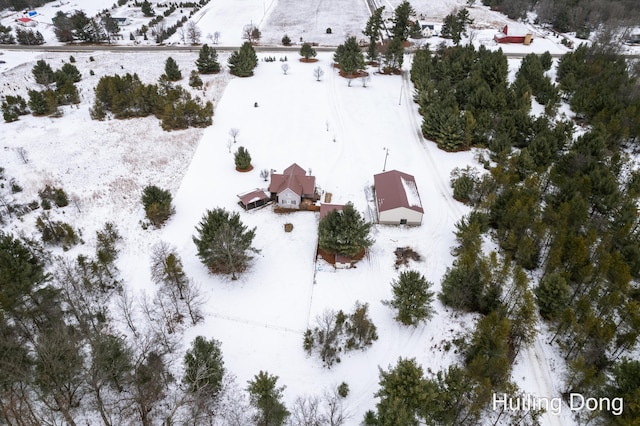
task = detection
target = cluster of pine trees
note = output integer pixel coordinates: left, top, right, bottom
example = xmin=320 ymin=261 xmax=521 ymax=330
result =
xmin=408 ymin=41 xmax=640 ymax=423
xmin=90 ymin=63 xmax=213 ymax=130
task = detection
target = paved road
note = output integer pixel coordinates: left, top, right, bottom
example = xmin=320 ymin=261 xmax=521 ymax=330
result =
xmin=1 ymin=42 xmax=639 ymax=59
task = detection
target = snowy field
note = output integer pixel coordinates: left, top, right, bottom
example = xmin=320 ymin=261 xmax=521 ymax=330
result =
xmin=0 ymin=0 xmax=615 ymax=425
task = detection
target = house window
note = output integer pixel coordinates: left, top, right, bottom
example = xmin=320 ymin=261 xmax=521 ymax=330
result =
xmin=400 ymin=219 xmax=407 ymax=225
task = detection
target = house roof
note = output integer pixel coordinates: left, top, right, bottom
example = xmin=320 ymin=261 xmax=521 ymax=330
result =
xmin=319 ymin=203 xmax=344 ymax=221
xmin=374 ymin=170 xmax=424 ymax=214
xmin=18 ymin=17 xmax=32 ymax=22
xmin=238 ymin=189 xmax=270 ymax=206
xmin=269 ymin=163 xmax=315 ymax=196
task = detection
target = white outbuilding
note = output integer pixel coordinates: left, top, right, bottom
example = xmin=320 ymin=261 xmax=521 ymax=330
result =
xmin=373 ymin=170 xmax=423 ymax=225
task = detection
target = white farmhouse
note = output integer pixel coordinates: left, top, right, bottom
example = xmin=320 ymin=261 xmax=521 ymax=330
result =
xmin=373 ymin=170 xmax=423 ymax=225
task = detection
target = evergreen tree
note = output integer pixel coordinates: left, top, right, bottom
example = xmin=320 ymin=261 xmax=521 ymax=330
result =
xmin=299 ymin=42 xmax=317 ymax=60
xmin=32 ymin=59 xmax=55 ymax=85
xmin=192 ymin=208 xmax=259 ymax=279
xmin=234 ymin=146 xmax=252 ymax=170
xmin=391 ymin=1 xmax=416 ymax=41
xmin=141 ymin=185 xmax=174 ymax=227
xmin=189 ymin=70 xmax=203 ymax=88
xmin=0 ymin=24 xmax=15 ymax=44
xmin=363 ymin=6 xmax=385 ymax=61
xmin=534 ymin=272 xmax=570 ymax=320
xmin=195 ymin=44 xmax=220 ymax=74
xmin=57 ymin=63 xmax=82 ymax=83
xmin=281 ymin=34 xmax=291 ymax=46
xmin=183 ymin=336 xmax=225 ymax=396
xmin=28 ymin=89 xmax=57 ymax=116
xmin=1 ymin=95 xmax=29 ymax=122
xmin=164 ymin=56 xmax=182 ymax=81
xmin=370 ymin=357 xmax=430 ymax=426
xmin=141 ymin=0 xmax=154 ymax=17
xmin=383 ymin=270 xmax=435 ymax=326
xmin=605 ymin=358 xmax=640 ymax=422
xmin=318 ymin=203 xmax=373 ymax=257
xmin=383 ymin=36 xmax=404 ymax=71
xmin=247 ymin=371 xmax=290 ymax=426
xmin=336 ymin=36 xmax=365 ymax=80
xmin=465 ymin=311 xmax=513 ymax=386
xmin=15 ymin=27 xmax=44 ymax=45
xmin=228 ymin=41 xmax=258 ymax=77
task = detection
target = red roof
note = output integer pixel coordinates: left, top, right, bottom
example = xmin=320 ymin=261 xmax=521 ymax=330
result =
xmin=238 ymin=189 xmax=270 ymax=206
xmin=319 ymin=203 xmax=344 ymax=221
xmin=374 ymin=170 xmax=423 ymax=213
xmin=268 ymin=163 xmax=315 ymax=196
xmin=18 ymin=17 xmax=32 ymax=22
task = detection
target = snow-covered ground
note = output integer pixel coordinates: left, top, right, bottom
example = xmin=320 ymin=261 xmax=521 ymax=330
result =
xmin=0 ymin=0 xmax=622 ymax=425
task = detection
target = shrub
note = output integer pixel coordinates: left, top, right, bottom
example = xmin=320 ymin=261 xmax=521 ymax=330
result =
xmin=234 ymin=146 xmax=252 ymax=170
xmin=39 ymin=185 xmax=69 ymax=207
xmin=69 ymin=55 xmax=76 ymax=63
xmin=141 ymin=185 xmax=174 ymax=227
xmin=189 ymin=70 xmax=203 ymax=88
xmin=35 ymin=213 xmax=79 ymax=248
xmin=326 ymin=27 xmax=332 ymax=34
xmin=337 ymin=382 xmax=350 ymax=398
xmin=281 ymin=34 xmax=291 ymax=46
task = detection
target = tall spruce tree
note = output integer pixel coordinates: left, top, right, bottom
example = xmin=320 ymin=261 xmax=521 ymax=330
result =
xmin=363 ymin=6 xmax=385 ymax=61
xmin=318 ymin=203 xmax=373 ymax=257
xmin=183 ymin=336 xmax=225 ymax=396
xmin=228 ymin=41 xmax=258 ymax=77
xmin=195 ymin=44 xmax=221 ymax=74
xmin=32 ymin=59 xmax=55 ymax=85
xmin=336 ymin=36 xmax=365 ymax=81
xmin=164 ymin=57 xmax=182 ymax=81
xmin=391 ymin=1 xmax=416 ymax=41
xmin=192 ymin=208 xmax=259 ymax=279
xmin=234 ymin=146 xmax=252 ymax=170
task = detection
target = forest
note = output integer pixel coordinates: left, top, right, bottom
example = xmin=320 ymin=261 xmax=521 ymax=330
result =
xmin=384 ymin=40 xmax=640 ymax=424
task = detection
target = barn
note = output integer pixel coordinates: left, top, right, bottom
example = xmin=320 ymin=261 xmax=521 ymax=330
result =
xmin=373 ymin=170 xmax=423 ymax=225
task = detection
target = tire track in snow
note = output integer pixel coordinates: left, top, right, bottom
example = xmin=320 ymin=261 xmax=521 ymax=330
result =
xmin=208 ymin=311 xmax=305 ymax=335
xmin=523 ymin=338 xmax=565 ymax=426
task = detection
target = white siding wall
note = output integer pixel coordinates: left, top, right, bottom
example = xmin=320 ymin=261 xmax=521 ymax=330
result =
xmin=378 ymin=207 xmax=423 ymax=225
xmin=277 ymin=188 xmax=301 ymax=208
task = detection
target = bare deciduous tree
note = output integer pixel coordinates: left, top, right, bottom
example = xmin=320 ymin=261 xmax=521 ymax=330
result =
xmin=313 ymin=66 xmax=324 ymax=81
xmin=260 ymin=169 xmax=270 ymax=181
xmin=290 ymin=395 xmax=322 ymax=426
xmin=242 ymin=24 xmax=261 ymax=43
xmin=360 ymin=74 xmax=370 ymax=87
xmin=281 ymin=63 xmax=289 ymax=75
xmin=213 ymin=31 xmax=220 ymax=44
xmin=186 ymin=21 xmax=201 ymax=44
xmin=226 ymin=139 xmax=233 ymax=153
xmin=229 ymin=127 xmax=239 ymax=143
xmin=16 ymin=146 xmax=28 ymax=163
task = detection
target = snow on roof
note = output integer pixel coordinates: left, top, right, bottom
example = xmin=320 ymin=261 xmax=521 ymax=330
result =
xmin=374 ymin=170 xmax=424 ymax=214
xmin=401 ymin=177 xmax=422 ymax=209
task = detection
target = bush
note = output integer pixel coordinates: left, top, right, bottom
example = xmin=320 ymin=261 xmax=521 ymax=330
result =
xmin=337 ymin=382 xmax=350 ymax=398
xmin=39 ymin=185 xmax=69 ymax=208
xmin=281 ymin=34 xmax=291 ymax=46
xmin=69 ymin=55 xmax=76 ymax=63
xmin=326 ymin=27 xmax=332 ymax=34
xmin=189 ymin=70 xmax=203 ymax=88
xmin=1 ymin=95 xmax=29 ymax=123
xmin=35 ymin=213 xmax=80 ymax=249
xmin=141 ymin=185 xmax=174 ymax=227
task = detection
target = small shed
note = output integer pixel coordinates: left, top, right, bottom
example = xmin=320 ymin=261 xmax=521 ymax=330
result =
xmin=17 ymin=17 xmax=37 ymax=27
xmin=238 ymin=189 xmax=270 ymax=211
xmin=494 ymin=25 xmax=533 ymax=45
xmin=319 ymin=203 xmax=344 ymax=221
xmin=374 ymin=170 xmax=424 ymax=225
xmin=335 ymin=253 xmax=352 ymax=269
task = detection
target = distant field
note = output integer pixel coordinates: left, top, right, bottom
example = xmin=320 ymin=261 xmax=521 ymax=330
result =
xmin=260 ymin=0 xmax=371 ymax=46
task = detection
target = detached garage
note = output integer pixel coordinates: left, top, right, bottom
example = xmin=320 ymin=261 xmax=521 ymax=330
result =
xmin=374 ymin=170 xmax=423 ymax=225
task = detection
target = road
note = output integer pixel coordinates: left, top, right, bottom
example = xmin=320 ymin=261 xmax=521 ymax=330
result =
xmin=3 ymin=42 xmax=639 ymax=59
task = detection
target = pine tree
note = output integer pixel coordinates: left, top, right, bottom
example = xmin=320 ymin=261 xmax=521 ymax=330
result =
xmin=192 ymin=208 xmax=259 ymax=279
xmin=318 ymin=203 xmax=373 ymax=257
xmin=534 ymin=272 xmax=570 ymax=320
xmin=141 ymin=0 xmax=154 ymax=17
xmin=28 ymin=89 xmax=57 ymax=116
xmin=299 ymin=42 xmax=317 ymax=60
xmin=391 ymin=1 xmax=416 ymax=42
xmin=384 ymin=36 xmax=404 ymax=71
xmin=228 ymin=42 xmax=258 ymax=77
xmin=247 ymin=371 xmax=290 ymax=426
xmin=371 ymin=357 xmax=430 ymax=426
xmin=164 ymin=57 xmax=182 ymax=81
xmin=1 ymin=95 xmax=29 ymax=122
xmin=234 ymin=146 xmax=252 ymax=170
xmin=189 ymin=70 xmax=203 ymax=88
xmin=383 ymin=270 xmax=435 ymax=326
xmin=195 ymin=44 xmax=221 ymax=74
xmin=183 ymin=336 xmax=225 ymax=396
xmin=281 ymin=34 xmax=291 ymax=46
xmin=337 ymin=37 xmax=365 ymax=79
xmin=363 ymin=6 xmax=385 ymax=61
xmin=32 ymin=59 xmax=55 ymax=85
xmin=141 ymin=185 xmax=174 ymax=227
xmin=0 ymin=24 xmax=15 ymax=44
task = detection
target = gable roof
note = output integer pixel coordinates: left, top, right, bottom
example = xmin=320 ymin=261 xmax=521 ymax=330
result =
xmin=269 ymin=163 xmax=315 ymax=196
xmin=238 ymin=189 xmax=270 ymax=206
xmin=374 ymin=170 xmax=424 ymax=213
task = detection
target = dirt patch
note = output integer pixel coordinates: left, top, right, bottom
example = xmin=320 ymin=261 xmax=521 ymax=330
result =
xmin=284 ymin=223 xmax=294 ymax=232
xmin=338 ymin=70 xmax=369 ymax=79
xmin=236 ymin=165 xmax=254 ymax=172
xmin=300 ymin=58 xmax=319 ymax=63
